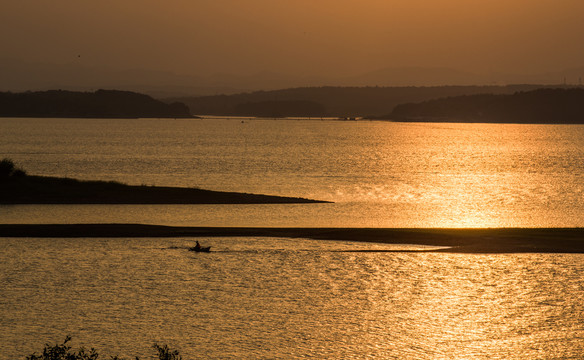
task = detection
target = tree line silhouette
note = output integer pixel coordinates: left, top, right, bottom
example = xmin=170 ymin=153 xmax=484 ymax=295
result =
xmin=0 ymin=89 xmax=192 ymax=118
xmin=3 ymin=86 xmax=582 ymax=122
xmin=389 ymin=88 xmax=584 ymax=123
xmin=170 ymin=85 xmax=550 ymax=117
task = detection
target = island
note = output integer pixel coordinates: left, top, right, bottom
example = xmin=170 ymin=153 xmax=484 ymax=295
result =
xmin=386 ymin=88 xmax=584 ymax=123
xmin=0 ymin=89 xmax=193 ymax=118
xmin=0 ymin=159 xmax=327 ymax=204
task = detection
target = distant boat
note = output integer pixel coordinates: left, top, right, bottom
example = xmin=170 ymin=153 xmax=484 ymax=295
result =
xmin=189 ymin=245 xmax=211 ymax=253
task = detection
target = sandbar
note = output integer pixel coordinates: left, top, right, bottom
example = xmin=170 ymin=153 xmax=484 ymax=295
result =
xmin=1 ymin=224 xmax=583 ymax=253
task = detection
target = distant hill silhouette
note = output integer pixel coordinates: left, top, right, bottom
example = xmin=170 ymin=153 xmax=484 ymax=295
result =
xmin=4 ymin=59 xmax=584 ymax=96
xmin=4 ymin=87 xmax=581 ymax=122
xmin=232 ymin=100 xmax=326 ymax=117
xmin=0 ymin=89 xmax=192 ymax=118
xmin=171 ymin=85 xmax=558 ymax=118
xmin=388 ymin=88 xmax=584 ymax=123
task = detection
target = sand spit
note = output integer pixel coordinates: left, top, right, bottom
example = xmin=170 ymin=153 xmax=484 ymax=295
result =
xmin=1 ymin=224 xmax=583 ymax=253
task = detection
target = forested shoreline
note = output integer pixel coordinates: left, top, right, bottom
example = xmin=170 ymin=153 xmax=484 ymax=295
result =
xmin=169 ymin=84 xmax=553 ymax=117
xmin=0 ymin=89 xmax=192 ymax=118
xmin=387 ymin=88 xmax=584 ymax=123
xmin=2 ymin=86 xmax=583 ymax=122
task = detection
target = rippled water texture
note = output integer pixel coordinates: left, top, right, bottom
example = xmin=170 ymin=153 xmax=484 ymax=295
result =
xmin=1 ymin=118 xmax=584 ymax=227
xmin=1 ymin=237 xmax=583 ymax=359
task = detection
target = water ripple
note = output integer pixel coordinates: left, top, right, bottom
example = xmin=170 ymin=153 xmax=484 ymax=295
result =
xmin=2 ymin=237 xmax=583 ymax=359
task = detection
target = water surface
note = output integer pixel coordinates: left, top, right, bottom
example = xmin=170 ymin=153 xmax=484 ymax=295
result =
xmin=2 ymin=118 xmax=583 ymax=359
xmin=1 ymin=237 xmax=582 ymax=359
xmin=1 ymin=118 xmax=584 ymax=227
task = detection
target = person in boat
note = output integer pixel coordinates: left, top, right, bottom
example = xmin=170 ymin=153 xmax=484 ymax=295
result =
xmin=194 ymin=241 xmax=201 ymax=251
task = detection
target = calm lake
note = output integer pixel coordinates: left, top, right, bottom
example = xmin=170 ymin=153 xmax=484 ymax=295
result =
xmin=2 ymin=237 xmax=583 ymax=359
xmin=1 ymin=118 xmax=584 ymax=359
xmin=1 ymin=117 xmax=584 ymax=227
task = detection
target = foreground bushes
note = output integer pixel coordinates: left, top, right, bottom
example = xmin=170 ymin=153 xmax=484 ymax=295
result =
xmin=26 ymin=336 xmax=182 ymax=360
xmin=0 ymin=158 xmax=26 ymax=178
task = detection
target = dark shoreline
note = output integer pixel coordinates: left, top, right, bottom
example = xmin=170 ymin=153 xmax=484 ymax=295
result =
xmin=0 ymin=175 xmax=329 ymax=204
xmin=1 ymin=224 xmax=583 ymax=254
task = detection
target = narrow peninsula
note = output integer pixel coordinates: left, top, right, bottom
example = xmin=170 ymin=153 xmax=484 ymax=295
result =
xmin=0 ymin=159 xmax=327 ymax=204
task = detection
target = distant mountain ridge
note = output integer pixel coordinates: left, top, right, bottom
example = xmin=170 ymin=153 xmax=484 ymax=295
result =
xmin=171 ymin=85 xmax=561 ymax=117
xmin=0 ymin=89 xmax=192 ymax=118
xmin=2 ymin=58 xmax=584 ymax=97
xmin=341 ymin=67 xmax=485 ymax=86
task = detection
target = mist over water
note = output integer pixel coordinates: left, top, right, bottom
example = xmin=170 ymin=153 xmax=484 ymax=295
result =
xmin=1 ymin=118 xmax=584 ymax=227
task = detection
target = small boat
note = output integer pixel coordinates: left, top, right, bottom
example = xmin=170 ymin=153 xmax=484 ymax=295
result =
xmin=189 ymin=245 xmax=211 ymax=253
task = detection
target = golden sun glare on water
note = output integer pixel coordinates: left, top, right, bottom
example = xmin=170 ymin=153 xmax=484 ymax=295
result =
xmin=371 ymin=122 xmax=552 ymax=229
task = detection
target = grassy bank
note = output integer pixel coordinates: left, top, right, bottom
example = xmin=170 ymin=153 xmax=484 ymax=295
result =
xmin=0 ymin=175 xmax=327 ymax=204
xmin=0 ymin=159 xmax=327 ymax=204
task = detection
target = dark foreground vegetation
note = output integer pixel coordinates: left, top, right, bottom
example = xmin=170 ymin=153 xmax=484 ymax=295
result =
xmin=0 ymin=89 xmax=192 ymax=118
xmin=26 ymin=336 xmax=182 ymax=360
xmin=0 ymin=159 xmax=326 ymax=204
xmin=388 ymin=88 xmax=584 ymax=123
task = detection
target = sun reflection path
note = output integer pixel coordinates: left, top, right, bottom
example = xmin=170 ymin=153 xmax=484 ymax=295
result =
xmin=362 ymin=253 xmax=584 ymax=359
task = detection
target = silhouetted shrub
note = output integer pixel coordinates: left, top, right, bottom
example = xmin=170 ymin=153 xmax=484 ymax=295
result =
xmin=0 ymin=158 xmax=26 ymax=177
xmin=0 ymin=158 xmax=26 ymax=178
xmin=0 ymin=158 xmax=15 ymax=177
xmin=25 ymin=336 xmax=98 ymax=360
xmin=153 ymin=344 xmax=182 ymax=360
xmin=26 ymin=336 xmax=184 ymax=360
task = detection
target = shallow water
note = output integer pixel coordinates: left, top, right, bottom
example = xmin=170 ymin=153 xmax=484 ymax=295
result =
xmin=1 ymin=118 xmax=584 ymax=227
xmin=1 ymin=237 xmax=582 ymax=359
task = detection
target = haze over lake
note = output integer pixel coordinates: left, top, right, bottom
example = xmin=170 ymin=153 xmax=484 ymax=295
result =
xmin=1 ymin=117 xmax=584 ymax=227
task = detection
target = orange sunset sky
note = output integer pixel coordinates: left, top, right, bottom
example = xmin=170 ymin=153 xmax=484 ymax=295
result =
xmin=2 ymin=0 xmax=583 ymax=79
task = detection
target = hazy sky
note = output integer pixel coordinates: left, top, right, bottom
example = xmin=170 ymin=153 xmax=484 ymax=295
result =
xmin=2 ymin=0 xmax=584 ymax=77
